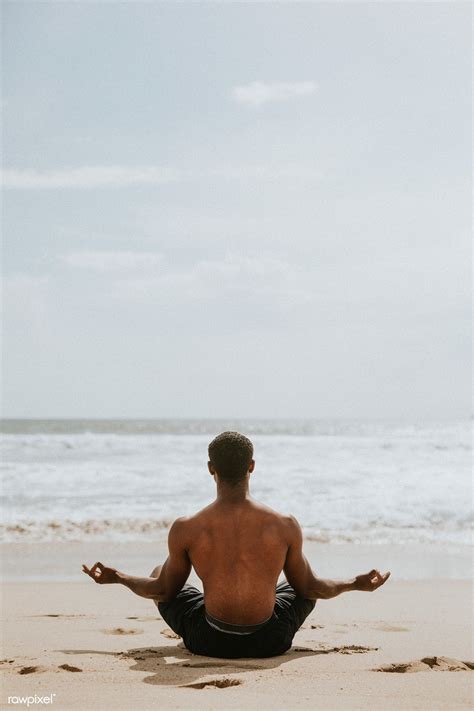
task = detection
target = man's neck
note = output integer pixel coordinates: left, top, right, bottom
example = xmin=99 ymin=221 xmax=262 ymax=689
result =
xmin=216 ymin=479 xmax=250 ymax=504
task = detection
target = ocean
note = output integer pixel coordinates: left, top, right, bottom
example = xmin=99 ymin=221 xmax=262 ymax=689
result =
xmin=1 ymin=419 xmax=471 ymax=547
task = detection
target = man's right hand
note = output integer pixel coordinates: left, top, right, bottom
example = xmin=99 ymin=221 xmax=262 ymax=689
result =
xmin=82 ymin=561 xmax=118 ymax=584
xmin=354 ymin=569 xmax=390 ymax=592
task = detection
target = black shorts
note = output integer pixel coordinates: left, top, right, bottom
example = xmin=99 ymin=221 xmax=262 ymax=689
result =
xmin=157 ymin=581 xmax=316 ymax=659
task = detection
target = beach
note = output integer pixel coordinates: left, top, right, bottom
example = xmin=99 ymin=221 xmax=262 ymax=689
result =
xmin=3 ymin=0 xmax=472 ymax=706
xmin=1 ymin=541 xmax=473 ymax=710
xmin=1 ymin=420 xmax=472 ymax=709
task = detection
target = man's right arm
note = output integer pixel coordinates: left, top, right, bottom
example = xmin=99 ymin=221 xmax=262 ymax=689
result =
xmin=83 ymin=518 xmax=191 ymax=602
xmin=282 ymin=516 xmax=390 ymax=600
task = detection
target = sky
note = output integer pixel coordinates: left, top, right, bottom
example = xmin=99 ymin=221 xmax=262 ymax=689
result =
xmin=1 ymin=1 xmax=471 ymax=420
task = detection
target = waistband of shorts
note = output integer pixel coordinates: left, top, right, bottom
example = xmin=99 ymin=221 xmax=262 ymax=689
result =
xmin=204 ymin=610 xmax=275 ymax=635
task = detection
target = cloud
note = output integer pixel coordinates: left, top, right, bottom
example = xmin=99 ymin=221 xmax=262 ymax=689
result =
xmin=111 ymin=253 xmax=315 ymax=309
xmin=231 ymin=80 xmax=317 ymax=107
xmin=1 ymin=166 xmax=184 ymax=189
xmin=61 ymin=251 xmax=163 ymax=271
xmin=1 ymin=163 xmax=323 ymax=189
xmin=207 ymin=165 xmax=323 ymax=181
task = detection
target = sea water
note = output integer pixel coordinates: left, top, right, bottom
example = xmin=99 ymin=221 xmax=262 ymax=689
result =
xmin=1 ymin=419 xmax=471 ymax=546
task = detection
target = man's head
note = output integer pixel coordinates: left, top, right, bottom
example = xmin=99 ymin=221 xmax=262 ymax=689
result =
xmin=208 ymin=431 xmax=254 ymax=485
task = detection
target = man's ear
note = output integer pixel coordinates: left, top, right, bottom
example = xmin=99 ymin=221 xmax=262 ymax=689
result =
xmin=249 ymin=459 xmax=255 ymax=474
xmin=208 ymin=461 xmax=215 ymax=476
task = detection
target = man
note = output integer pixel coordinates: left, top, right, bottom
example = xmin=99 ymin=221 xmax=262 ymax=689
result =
xmin=83 ymin=431 xmax=390 ymax=659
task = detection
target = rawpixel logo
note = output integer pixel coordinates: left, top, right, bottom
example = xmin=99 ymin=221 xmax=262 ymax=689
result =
xmin=8 ymin=694 xmax=56 ymax=706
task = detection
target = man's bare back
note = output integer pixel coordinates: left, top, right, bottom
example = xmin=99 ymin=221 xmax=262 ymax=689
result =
xmin=83 ymin=431 xmax=390 ymax=658
xmin=178 ymin=499 xmax=291 ymax=624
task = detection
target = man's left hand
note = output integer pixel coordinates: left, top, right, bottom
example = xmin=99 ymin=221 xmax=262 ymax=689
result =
xmin=354 ymin=569 xmax=391 ymax=592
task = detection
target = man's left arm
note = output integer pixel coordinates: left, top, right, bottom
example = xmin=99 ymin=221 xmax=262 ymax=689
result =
xmin=82 ymin=518 xmax=191 ymax=603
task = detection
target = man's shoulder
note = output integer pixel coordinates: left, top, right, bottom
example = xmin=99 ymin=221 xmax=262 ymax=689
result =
xmin=263 ymin=508 xmax=302 ymax=546
xmin=169 ymin=515 xmax=190 ymax=529
xmin=277 ymin=512 xmax=302 ymax=539
xmin=251 ymin=501 xmax=301 ymax=531
xmin=167 ymin=515 xmax=193 ymax=540
xmin=168 ymin=504 xmax=301 ymax=534
xmin=168 ymin=506 xmax=210 ymax=534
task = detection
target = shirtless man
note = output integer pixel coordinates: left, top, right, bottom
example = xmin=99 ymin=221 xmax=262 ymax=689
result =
xmin=83 ymin=431 xmax=390 ymax=658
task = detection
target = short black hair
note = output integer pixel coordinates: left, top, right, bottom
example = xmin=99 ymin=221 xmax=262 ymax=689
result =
xmin=208 ymin=431 xmax=254 ymax=484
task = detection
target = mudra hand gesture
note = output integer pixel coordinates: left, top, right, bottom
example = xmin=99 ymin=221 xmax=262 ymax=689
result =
xmin=82 ymin=562 xmax=118 ymax=584
xmin=354 ymin=569 xmax=390 ymax=591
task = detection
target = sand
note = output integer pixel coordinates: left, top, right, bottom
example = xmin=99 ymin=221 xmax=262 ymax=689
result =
xmin=1 ymin=568 xmax=473 ymax=710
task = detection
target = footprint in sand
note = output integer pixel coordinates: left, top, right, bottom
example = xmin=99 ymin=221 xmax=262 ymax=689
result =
xmin=127 ymin=615 xmax=161 ymax=621
xmin=181 ymin=677 xmax=242 ymax=689
xmin=32 ymin=614 xmax=87 ymax=618
xmin=102 ymin=628 xmax=144 ymax=636
xmin=59 ymin=664 xmax=82 ymax=672
xmin=375 ymin=657 xmax=474 ymax=673
xmin=293 ymin=645 xmax=378 ymax=655
xmin=372 ymin=624 xmax=410 ymax=632
xmin=18 ymin=666 xmax=44 ymax=675
xmin=160 ymin=628 xmax=181 ymax=639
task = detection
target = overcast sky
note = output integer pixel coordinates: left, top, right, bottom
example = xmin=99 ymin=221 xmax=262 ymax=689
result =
xmin=2 ymin=2 xmax=471 ymax=420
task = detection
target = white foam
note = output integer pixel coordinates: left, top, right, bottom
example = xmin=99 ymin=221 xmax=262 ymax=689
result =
xmin=1 ymin=420 xmax=472 ymax=545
